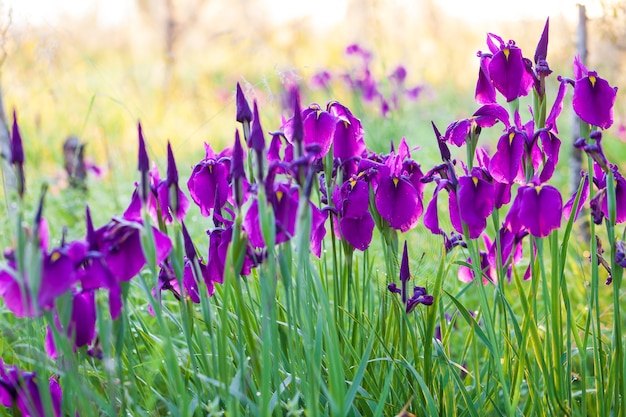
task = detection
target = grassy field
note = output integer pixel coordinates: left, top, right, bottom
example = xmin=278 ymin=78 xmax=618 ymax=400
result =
xmin=0 ymin=5 xmax=624 ymax=416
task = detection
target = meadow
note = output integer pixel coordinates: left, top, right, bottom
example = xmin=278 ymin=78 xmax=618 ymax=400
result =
xmin=0 ymin=6 xmax=624 ymax=417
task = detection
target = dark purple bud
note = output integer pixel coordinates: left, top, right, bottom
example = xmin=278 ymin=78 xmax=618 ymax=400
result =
xmin=85 ymin=206 xmax=97 ymax=250
xmin=166 ymin=141 xmax=178 ymax=186
xmin=231 ymin=130 xmax=245 ymax=208
xmin=137 ymin=123 xmax=150 ymax=204
xmin=249 ymin=101 xmax=265 ymax=152
xmin=292 ymin=93 xmax=303 ymax=146
xmin=137 ymin=122 xmax=149 ymax=173
xmin=235 ymin=82 xmax=252 ymax=124
xmin=10 ymin=110 xmax=24 ymax=165
xmin=400 ymin=241 xmax=410 ymax=303
xmin=534 ymin=18 xmax=549 ymax=65
xmin=11 ymin=110 xmax=25 ymax=198
xmin=432 ymin=121 xmax=450 ymax=161
xmin=181 ymin=221 xmax=197 ymax=262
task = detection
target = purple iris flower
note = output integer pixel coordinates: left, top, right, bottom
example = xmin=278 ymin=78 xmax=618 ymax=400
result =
xmin=236 ymin=82 xmax=253 ymax=141
xmin=45 ymin=290 xmax=97 ymax=359
xmin=156 ymin=142 xmax=190 ymax=223
xmin=207 ymin=207 xmax=259 ymax=283
xmin=94 ymin=217 xmax=171 ymax=283
xmin=457 ymin=169 xmax=495 ymax=239
xmin=445 ymin=103 xmax=510 ymax=147
xmin=571 ymin=56 xmax=618 ymax=129
xmin=181 ymin=222 xmax=214 ymax=301
xmin=374 ymin=138 xmax=424 ymax=232
xmin=422 ymin=165 xmax=460 ymax=236
xmin=0 ymin=361 xmax=63 ymax=417
xmin=332 ymin=175 xmax=375 ymax=251
xmin=310 ymin=70 xmax=332 ymax=90
xmin=302 ymin=104 xmax=336 ymax=159
xmin=489 ymin=128 xmax=525 ymax=184
xmin=75 ymin=211 xmax=171 ymax=319
xmin=476 ymin=148 xmax=511 ymax=209
xmin=328 ymin=101 xmax=366 ymax=171
xmin=505 ymin=184 xmax=562 ymax=237
xmin=187 ymin=143 xmax=234 ymax=217
xmin=477 ymin=33 xmax=534 ymax=102
xmin=0 ymin=246 xmax=76 ymax=318
xmin=600 ymin=166 xmax=626 ymax=224
xmin=574 ymin=131 xmax=609 ymax=173
xmin=0 ymin=217 xmax=77 ymax=317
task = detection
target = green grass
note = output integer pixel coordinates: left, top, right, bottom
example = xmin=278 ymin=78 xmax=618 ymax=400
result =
xmin=0 ymin=25 xmax=624 ymax=417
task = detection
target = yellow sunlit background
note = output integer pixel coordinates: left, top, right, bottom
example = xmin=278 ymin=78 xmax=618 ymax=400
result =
xmin=0 ymin=0 xmax=623 ymax=181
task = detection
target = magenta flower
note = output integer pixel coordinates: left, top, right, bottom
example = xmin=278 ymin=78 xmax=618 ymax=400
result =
xmin=489 ymin=128 xmax=525 ymax=184
xmin=327 ymin=101 xmax=366 ymax=166
xmin=45 ymin=290 xmax=97 ymax=359
xmin=0 ymin=361 xmax=63 ymax=417
xmin=187 ymin=143 xmax=233 ymax=216
xmin=480 ymin=33 xmax=534 ymax=101
xmin=571 ymin=56 xmax=618 ymax=129
xmin=505 ymin=184 xmax=562 ymax=237
xmin=0 ymin=245 xmax=77 ymax=318
xmin=332 ymin=175 xmax=375 ymax=251
xmin=302 ymin=104 xmax=336 ymax=159
xmin=457 ymin=170 xmax=495 ymax=239
xmin=374 ymin=138 xmax=424 ymax=232
xmin=477 ymin=33 xmax=534 ymax=102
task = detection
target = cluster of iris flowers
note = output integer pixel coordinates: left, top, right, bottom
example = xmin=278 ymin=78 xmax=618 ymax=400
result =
xmin=0 ymin=18 xmax=624 ymax=416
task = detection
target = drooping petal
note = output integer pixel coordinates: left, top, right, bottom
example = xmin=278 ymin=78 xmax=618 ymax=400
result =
xmin=375 ymin=176 xmax=422 ymax=232
xmin=573 ymin=71 xmax=618 ymax=129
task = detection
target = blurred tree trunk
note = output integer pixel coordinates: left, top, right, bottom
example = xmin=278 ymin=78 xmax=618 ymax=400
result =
xmin=136 ymin=0 xmax=208 ymax=109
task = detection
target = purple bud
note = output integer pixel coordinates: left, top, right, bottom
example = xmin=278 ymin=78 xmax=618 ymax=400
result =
xmin=534 ymin=18 xmax=549 ymax=65
xmin=85 ymin=206 xmax=97 ymax=250
xmin=137 ymin=122 xmax=149 ymax=173
xmin=292 ymin=94 xmax=303 ymax=146
xmin=166 ymin=142 xmax=178 ymax=186
xmin=138 ymin=123 xmax=150 ymax=204
xmin=400 ymin=241 xmax=410 ymax=303
xmin=10 ymin=110 xmax=24 ymax=165
xmin=432 ymin=121 xmax=450 ymax=161
xmin=181 ymin=221 xmax=197 ymax=262
xmin=249 ymin=101 xmax=265 ymax=152
xmin=231 ymin=130 xmax=245 ymax=208
xmin=11 ymin=110 xmax=25 ymax=198
xmin=235 ymin=82 xmax=252 ymax=124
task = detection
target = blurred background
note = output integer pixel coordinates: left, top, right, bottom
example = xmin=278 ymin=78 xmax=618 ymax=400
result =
xmin=0 ymin=0 xmax=624 ymax=197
